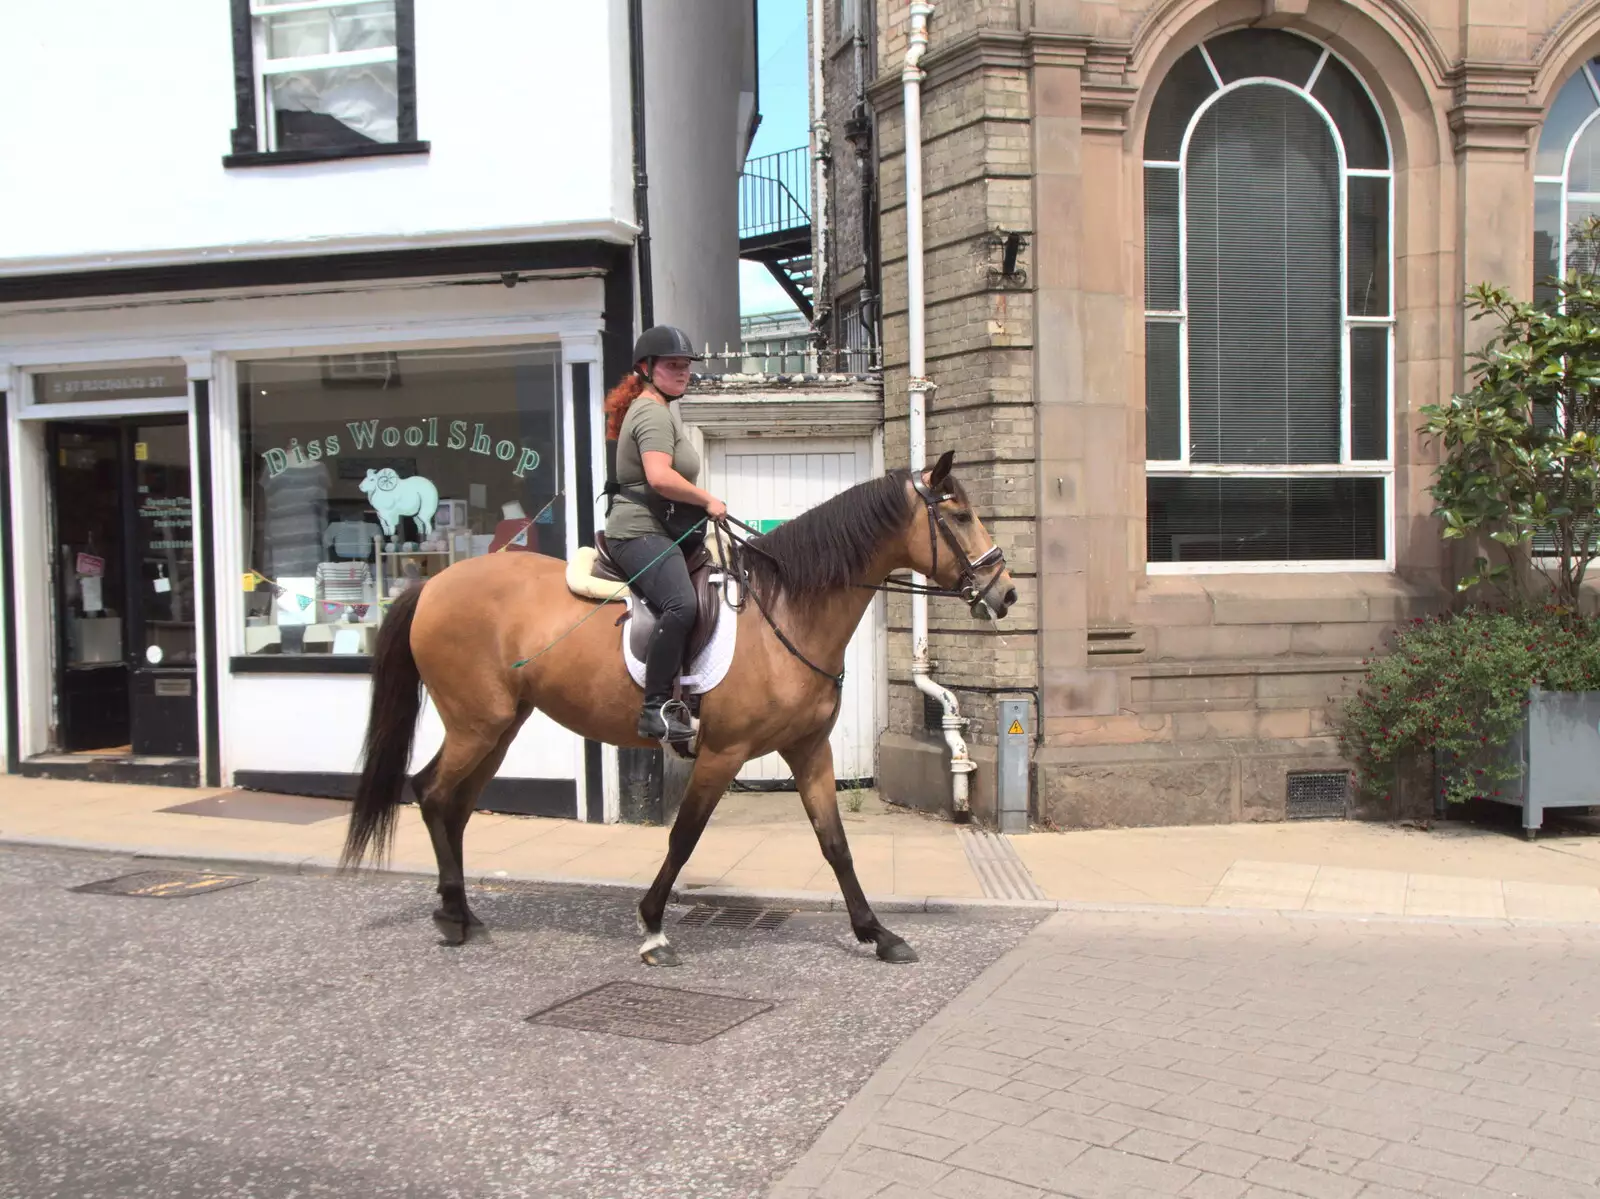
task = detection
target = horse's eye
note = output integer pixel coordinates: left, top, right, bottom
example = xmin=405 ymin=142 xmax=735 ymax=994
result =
xmin=953 ymin=510 xmax=974 ymax=525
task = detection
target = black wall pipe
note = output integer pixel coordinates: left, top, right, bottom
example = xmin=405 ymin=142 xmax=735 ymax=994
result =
xmin=628 ymin=0 xmax=654 ymax=328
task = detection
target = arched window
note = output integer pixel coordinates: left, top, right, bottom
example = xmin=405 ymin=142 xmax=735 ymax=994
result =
xmin=1533 ymin=60 xmax=1600 ymax=304
xmin=1143 ymin=30 xmax=1393 ymax=568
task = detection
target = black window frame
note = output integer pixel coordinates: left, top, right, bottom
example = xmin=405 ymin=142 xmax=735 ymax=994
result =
xmin=225 ymin=0 xmax=426 ymax=169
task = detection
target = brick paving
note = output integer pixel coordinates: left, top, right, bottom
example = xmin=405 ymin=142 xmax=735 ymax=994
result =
xmin=770 ymin=910 xmax=1600 ymax=1199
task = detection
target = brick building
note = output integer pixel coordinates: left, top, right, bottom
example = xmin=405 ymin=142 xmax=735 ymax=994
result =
xmin=816 ymin=0 xmax=1599 ymax=827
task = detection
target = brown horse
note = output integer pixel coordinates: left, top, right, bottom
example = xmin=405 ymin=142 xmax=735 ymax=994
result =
xmin=339 ymin=450 xmax=1016 ymax=966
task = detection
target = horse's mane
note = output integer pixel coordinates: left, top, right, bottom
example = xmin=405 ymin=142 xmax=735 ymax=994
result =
xmin=737 ymin=468 xmax=966 ymax=600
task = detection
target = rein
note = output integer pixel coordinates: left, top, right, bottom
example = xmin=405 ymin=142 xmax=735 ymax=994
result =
xmin=710 ymin=518 xmax=846 ymax=693
xmin=710 ymin=470 xmax=1009 ymax=685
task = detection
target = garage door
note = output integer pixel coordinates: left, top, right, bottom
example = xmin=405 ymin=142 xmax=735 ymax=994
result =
xmin=706 ymin=438 xmax=881 ymax=785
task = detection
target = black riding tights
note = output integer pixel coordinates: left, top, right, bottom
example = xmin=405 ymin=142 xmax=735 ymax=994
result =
xmin=607 ymin=535 xmax=696 ymax=703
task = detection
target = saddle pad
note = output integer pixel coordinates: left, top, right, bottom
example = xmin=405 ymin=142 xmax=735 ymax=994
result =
xmin=567 ymin=547 xmax=627 ymax=602
xmin=622 ymin=594 xmax=737 ymax=696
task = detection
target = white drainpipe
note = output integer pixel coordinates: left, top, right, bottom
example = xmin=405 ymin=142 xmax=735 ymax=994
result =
xmin=902 ymin=1 xmax=973 ymax=818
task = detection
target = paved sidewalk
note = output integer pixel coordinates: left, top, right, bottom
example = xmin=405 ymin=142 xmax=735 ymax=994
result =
xmin=4 ymin=775 xmax=1600 ymax=921
xmin=771 ymin=908 xmax=1600 ymax=1199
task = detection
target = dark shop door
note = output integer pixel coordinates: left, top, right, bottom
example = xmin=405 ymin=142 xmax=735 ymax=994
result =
xmin=49 ymin=419 xmax=198 ymax=757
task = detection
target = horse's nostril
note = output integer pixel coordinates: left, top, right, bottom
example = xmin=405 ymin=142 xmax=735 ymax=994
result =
xmin=1005 ymin=587 xmax=1018 ymax=608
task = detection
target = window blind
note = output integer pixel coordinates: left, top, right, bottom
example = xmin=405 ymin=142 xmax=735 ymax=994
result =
xmin=1186 ymin=85 xmax=1340 ymax=465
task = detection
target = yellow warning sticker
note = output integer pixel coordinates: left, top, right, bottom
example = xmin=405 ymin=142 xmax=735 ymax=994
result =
xmin=134 ymin=442 xmax=149 ymax=461
xmin=1007 ymin=720 xmax=1025 ymax=735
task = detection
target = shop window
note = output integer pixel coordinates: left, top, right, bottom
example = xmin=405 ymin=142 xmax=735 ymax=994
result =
xmin=225 ymin=0 xmax=426 ymax=166
xmin=239 ymin=345 xmax=564 ymax=659
xmin=1142 ymin=31 xmax=1393 ymax=567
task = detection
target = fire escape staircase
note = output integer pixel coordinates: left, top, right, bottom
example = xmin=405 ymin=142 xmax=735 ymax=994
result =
xmin=740 ymin=146 xmax=813 ymax=321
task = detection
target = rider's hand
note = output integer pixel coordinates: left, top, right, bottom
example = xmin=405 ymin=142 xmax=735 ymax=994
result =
xmin=706 ymin=497 xmax=728 ymax=521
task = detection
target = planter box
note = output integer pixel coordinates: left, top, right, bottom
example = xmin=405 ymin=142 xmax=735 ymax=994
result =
xmin=1477 ymin=687 xmax=1600 ymax=838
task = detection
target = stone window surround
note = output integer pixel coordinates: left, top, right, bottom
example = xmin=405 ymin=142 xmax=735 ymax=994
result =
xmin=1141 ymin=31 xmax=1396 ymax=575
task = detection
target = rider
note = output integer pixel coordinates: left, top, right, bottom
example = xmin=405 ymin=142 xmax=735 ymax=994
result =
xmin=603 ymin=325 xmax=729 ymax=743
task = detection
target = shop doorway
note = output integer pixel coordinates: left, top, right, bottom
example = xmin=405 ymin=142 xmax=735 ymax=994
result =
xmin=46 ymin=419 xmax=198 ymax=760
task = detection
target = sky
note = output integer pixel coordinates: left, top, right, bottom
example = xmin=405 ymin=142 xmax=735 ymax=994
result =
xmin=740 ymin=0 xmax=808 ymax=319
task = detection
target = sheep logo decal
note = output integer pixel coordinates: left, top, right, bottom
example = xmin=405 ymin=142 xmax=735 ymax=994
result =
xmin=360 ymin=468 xmax=440 ymax=538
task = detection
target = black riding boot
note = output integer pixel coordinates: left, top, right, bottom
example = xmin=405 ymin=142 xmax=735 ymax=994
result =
xmin=638 ymin=694 xmax=696 ymax=743
xmin=638 ymin=620 xmax=695 ymax=743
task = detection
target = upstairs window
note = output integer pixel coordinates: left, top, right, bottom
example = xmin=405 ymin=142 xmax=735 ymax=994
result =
xmin=1142 ymin=30 xmax=1393 ymax=569
xmin=1534 ymin=59 xmax=1600 ymax=304
xmin=226 ymin=0 xmax=424 ymax=166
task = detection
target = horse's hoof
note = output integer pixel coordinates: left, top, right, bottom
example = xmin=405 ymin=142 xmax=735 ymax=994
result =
xmin=877 ymin=938 xmax=918 ymax=964
xmin=640 ymin=943 xmax=682 ymax=968
xmin=432 ymin=909 xmax=474 ymax=946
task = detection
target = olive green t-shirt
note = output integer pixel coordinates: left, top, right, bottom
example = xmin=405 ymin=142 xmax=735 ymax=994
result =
xmin=605 ymin=395 xmax=702 ymax=541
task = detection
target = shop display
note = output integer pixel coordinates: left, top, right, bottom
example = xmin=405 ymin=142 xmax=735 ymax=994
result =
xmin=240 ymin=345 xmax=563 ymax=656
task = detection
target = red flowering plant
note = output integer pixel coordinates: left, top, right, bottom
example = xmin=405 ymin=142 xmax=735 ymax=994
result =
xmin=1338 ymin=608 xmax=1600 ymax=805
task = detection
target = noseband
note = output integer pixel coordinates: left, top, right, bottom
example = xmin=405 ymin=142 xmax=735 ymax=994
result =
xmin=910 ymin=475 xmax=1008 ymax=615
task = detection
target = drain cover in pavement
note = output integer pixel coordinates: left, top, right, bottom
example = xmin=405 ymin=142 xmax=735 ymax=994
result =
xmin=70 ymin=870 xmax=257 ymax=898
xmin=677 ymin=904 xmax=791 ymax=930
xmin=525 ymin=981 xmax=773 ymax=1045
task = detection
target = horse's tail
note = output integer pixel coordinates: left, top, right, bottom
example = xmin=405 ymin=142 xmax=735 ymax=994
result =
xmin=341 ymin=584 xmax=425 ymax=869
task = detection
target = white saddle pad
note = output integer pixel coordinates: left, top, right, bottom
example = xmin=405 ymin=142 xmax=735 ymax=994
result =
xmin=622 ymin=593 xmax=738 ymax=696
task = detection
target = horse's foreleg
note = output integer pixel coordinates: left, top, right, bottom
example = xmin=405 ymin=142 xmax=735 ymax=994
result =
xmin=636 ymin=750 xmax=742 ymax=967
xmin=782 ymin=733 xmax=917 ymax=964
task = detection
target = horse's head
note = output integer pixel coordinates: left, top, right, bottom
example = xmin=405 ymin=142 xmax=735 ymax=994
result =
xmin=902 ymin=451 xmax=1017 ymax=621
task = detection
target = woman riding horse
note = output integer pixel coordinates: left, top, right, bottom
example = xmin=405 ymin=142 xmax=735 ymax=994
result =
xmin=602 ymin=324 xmax=729 ymax=745
xmin=340 ymin=440 xmax=1017 ymax=967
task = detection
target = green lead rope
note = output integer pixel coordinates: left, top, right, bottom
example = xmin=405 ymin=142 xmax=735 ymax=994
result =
xmin=509 ymin=519 xmax=708 ymax=670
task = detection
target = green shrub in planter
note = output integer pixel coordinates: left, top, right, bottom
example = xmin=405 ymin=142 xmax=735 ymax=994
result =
xmin=1339 ymin=607 xmax=1600 ymax=806
xmin=1420 ymin=220 xmax=1600 ymax=610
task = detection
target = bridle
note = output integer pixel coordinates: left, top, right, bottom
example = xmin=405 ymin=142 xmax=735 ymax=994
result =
xmin=907 ymin=473 xmax=1009 ymax=618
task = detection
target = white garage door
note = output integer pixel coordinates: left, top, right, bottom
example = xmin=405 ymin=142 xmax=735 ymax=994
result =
xmin=706 ymin=438 xmax=881 ymax=785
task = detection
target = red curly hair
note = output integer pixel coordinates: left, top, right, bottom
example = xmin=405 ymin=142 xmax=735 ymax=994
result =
xmin=603 ymin=372 xmax=648 ymax=441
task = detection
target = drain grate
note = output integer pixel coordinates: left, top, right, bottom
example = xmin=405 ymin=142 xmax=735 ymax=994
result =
xmin=525 ymin=981 xmax=772 ymax=1044
xmin=677 ymin=904 xmax=791 ymax=930
xmin=1286 ymin=771 xmax=1349 ymax=821
xmin=70 ymin=870 xmax=257 ymax=898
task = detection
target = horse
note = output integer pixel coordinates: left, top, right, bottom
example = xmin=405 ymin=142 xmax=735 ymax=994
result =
xmin=339 ymin=450 xmax=1017 ymax=966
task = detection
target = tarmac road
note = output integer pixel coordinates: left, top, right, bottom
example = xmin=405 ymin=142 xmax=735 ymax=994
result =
xmin=0 ymin=845 xmax=1041 ymax=1199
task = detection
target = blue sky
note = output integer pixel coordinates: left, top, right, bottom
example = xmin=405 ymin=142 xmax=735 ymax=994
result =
xmin=740 ymin=0 xmax=808 ymax=318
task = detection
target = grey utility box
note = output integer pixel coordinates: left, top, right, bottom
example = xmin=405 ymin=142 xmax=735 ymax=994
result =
xmin=996 ymin=698 xmax=1031 ymax=834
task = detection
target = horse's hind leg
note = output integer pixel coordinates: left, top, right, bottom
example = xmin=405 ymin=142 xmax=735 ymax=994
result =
xmin=420 ymin=714 xmax=523 ymax=944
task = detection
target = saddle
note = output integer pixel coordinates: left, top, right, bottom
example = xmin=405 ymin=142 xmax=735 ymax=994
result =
xmin=565 ymin=534 xmax=732 ymax=758
xmin=589 ymin=533 xmax=726 ymax=668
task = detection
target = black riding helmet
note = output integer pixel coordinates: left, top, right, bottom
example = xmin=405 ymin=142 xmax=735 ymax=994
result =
xmin=632 ymin=325 xmax=702 ymax=398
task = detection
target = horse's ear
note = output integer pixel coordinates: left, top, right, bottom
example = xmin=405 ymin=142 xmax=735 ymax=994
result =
xmin=927 ymin=450 xmax=955 ymax=489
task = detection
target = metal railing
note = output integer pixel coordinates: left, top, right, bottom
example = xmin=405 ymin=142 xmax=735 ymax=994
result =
xmin=696 ymin=339 xmax=881 ymax=377
xmin=740 ymin=146 xmax=811 ymax=241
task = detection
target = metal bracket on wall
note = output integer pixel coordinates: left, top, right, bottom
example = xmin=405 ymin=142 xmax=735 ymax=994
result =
xmin=985 ymin=229 xmax=1030 ymax=289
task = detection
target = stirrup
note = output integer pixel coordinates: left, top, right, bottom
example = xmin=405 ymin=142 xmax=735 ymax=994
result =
xmin=656 ymin=698 xmax=700 ymax=757
xmin=639 ymin=698 xmax=695 ymax=739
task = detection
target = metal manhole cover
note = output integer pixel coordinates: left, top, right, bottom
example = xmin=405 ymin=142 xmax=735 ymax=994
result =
xmin=525 ymin=981 xmax=773 ymax=1045
xmin=70 ymin=870 xmax=257 ymax=898
xmin=677 ymin=904 xmax=791 ymax=930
